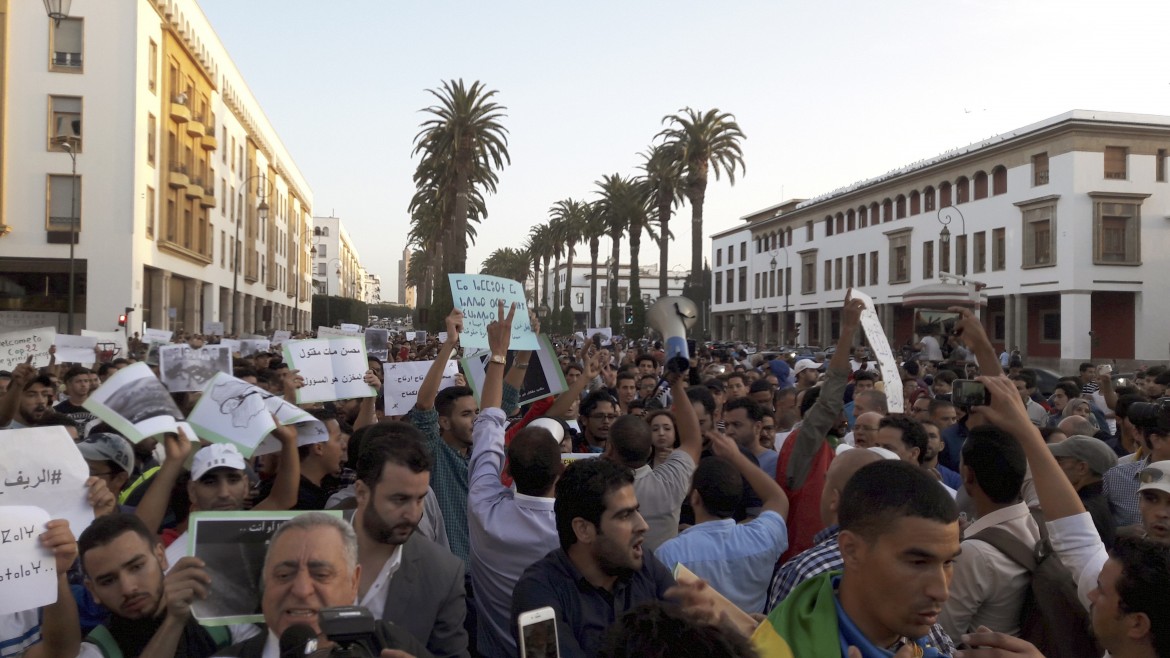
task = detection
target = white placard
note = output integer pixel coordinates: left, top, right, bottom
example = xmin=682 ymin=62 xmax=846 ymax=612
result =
xmin=382 ymin=360 xmax=458 ymax=414
xmin=54 ymin=334 xmax=98 ymax=365
xmin=437 ymin=332 xmax=449 ymax=344
xmin=239 ymin=339 xmax=271 ymax=357
xmin=0 ymin=427 xmax=94 ymax=536
xmin=188 ymin=373 xmax=278 ymax=457
xmin=203 ymin=321 xmax=225 ymax=337
xmin=449 ymin=274 xmax=537 ymax=350
xmin=405 ymin=331 xmax=416 ymax=341
xmin=220 ymin=338 xmax=241 ymax=354
xmin=82 ymin=330 xmax=128 ymax=359
xmin=144 ymin=328 xmax=173 ymax=344
xmin=0 ymin=326 xmax=54 ymax=371
xmin=271 ymin=330 xmax=292 ymax=345
xmin=317 ymin=326 xmax=359 ymax=338
xmin=283 ymin=337 xmax=376 ymax=404
xmin=0 ymin=506 xmax=57 ymax=616
xmin=847 ymin=288 xmax=904 ymax=414
xmin=159 ymin=345 xmax=233 ymax=393
xmin=83 ymin=363 xmax=184 ymax=442
xmin=253 ymin=419 xmax=330 ymax=457
xmin=585 ymin=327 xmax=613 ymax=346
xmin=340 ymin=323 xmax=361 ymax=333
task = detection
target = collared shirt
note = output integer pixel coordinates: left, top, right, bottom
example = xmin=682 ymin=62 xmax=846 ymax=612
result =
xmin=1023 ymin=398 xmax=1048 ymax=427
xmin=1102 ymin=456 xmax=1149 ymax=527
xmin=632 ymin=449 xmax=696 ymax=551
xmin=359 ymin=545 xmax=404 ymax=620
xmin=510 ymin=548 xmax=675 ymax=658
xmin=654 ymin=511 xmax=788 ymax=614
xmin=765 ymin=525 xmax=956 ymax=654
xmin=940 ymin=502 xmax=1040 ymax=639
xmin=0 ymin=610 xmax=39 ymax=658
xmin=468 ymin=408 xmax=558 ymax=658
xmin=1046 ymin=512 xmax=1108 ymax=611
xmin=409 ymin=406 xmax=471 ymax=564
xmin=756 ymin=448 xmax=780 ymax=480
xmin=261 ymin=630 xmax=280 ymax=658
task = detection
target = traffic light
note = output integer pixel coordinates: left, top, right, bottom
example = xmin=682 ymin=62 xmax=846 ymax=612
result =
xmin=624 ymin=305 xmax=634 ymax=325
xmin=117 ymin=313 xmax=127 ymax=327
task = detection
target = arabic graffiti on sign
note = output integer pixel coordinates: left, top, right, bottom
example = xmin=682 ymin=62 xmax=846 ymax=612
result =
xmin=1 ymin=469 xmax=64 ymax=491
xmin=284 ymin=337 xmax=375 ymax=404
xmin=382 ymin=360 xmax=457 ymax=414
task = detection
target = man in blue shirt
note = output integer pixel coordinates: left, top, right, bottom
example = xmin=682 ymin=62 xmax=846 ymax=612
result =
xmin=655 ymin=430 xmax=788 ymax=614
xmin=510 ymin=458 xmax=675 ymax=658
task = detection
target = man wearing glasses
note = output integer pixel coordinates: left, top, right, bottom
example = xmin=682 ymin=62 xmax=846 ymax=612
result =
xmin=575 ymin=390 xmax=617 ymax=453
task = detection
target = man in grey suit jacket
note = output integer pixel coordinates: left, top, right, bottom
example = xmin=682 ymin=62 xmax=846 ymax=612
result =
xmin=353 ymin=421 xmax=470 ymax=658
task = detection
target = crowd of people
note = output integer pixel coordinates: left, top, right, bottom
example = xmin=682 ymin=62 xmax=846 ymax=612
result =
xmin=0 ymin=297 xmax=1167 ymax=658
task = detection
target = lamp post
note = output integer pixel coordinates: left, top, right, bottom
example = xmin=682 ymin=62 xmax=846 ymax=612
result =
xmin=770 ymin=245 xmax=790 ymax=346
xmin=294 ymin=228 xmax=316 ymax=333
xmin=55 ymin=137 xmax=80 ymax=334
xmin=323 ymin=257 xmax=341 ymax=327
xmin=937 ymin=205 xmax=966 ymax=247
xmin=43 ymin=0 xmax=71 ymax=25
xmin=232 ymin=174 xmax=269 ymax=335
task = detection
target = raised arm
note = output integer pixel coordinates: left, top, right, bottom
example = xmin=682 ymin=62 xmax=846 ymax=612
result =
xmin=545 ymin=342 xmax=598 ymax=420
xmin=950 ymin=307 xmax=1003 ymax=378
xmin=354 ymin=369 xmax=381 ymax=431
xmin=0 ymin=359 xmax=34 ymax=426
xmin=481 ymin=302 xmax=516 ymax=410
xmin=708 ymin=430 xmax=789 ymax=518
xmin=24 ymin=520 xmax=81 ymax=658
xmin=415 ymin=310 xmax=463 ymax=412
xmin=253 ymin=419 xmax=300 ymax=511
xmin=669 ymin=360 xmax=703 ymax=465
xmin=502 ymin=314 xmax=537 ymax=396
xmin=133 ymin=428 xmax=192 ymax=532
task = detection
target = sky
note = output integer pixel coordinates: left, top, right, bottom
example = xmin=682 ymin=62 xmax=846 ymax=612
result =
xmin=199 ymin=0 xmax=1170 ymax=303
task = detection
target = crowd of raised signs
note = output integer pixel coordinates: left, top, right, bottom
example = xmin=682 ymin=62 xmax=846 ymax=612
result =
xmin=0 ymin=298 xmax=1168 ymax=658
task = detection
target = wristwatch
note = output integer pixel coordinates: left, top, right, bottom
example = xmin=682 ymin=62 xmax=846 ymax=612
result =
xmin=489 ymin=354 xmax=507 ymax=366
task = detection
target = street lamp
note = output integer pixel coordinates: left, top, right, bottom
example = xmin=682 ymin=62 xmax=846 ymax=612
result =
xmin=56 ymin=136 xmax=79 ymax=334
xmin=323 ymin=257 xmax=341 ymax=327
xmin=770 ymin=245 xmax=790 ymax=346
xmin=937 ymin=205 xmax=965 ymax=247
xmin=294 ymin=228 xmax=316 ymax=333
xmin=43 ymin=0 xmax=71 ymax=25
xmin=231 ymin=174 xmax=269 ymax=335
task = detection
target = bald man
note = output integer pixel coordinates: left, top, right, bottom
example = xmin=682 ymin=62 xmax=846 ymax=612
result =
xmin=851 ymin=412 xmax=883 ymax=449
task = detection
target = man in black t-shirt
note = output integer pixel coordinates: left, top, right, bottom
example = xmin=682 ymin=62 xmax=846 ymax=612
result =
xmin=54 ymin=366 xmax=98 ymax=436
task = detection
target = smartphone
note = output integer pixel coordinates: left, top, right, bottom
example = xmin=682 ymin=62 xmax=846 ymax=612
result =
xmin=1098 ymin=364 xmax=1113 ymax=376
xmin=518 ymin=607 xmax=559 ymax=658
xmin=914 ymin=309 xmax=961 ymax=336
xmin=952 ymin=379 xmax=990 ymax=409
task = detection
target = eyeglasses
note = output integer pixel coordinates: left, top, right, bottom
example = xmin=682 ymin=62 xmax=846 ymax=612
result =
xmin=589 ymin=414 xmax=619 ymax=422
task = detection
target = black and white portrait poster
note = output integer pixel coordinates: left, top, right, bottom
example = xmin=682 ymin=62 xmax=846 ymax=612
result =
xmin=158 ymin=344 xmax=233 ymax=392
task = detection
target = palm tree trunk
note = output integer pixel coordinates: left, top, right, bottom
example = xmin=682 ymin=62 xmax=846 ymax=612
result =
xmin=542 ymin=256 xmax=551 ymax=306
xmin=565 ymin=246 xmax=574 ymax=312
xmin=553 ymin=255 xmax=562 ymax=312
xmin=610 ymin=234 xmax=621 ymax=330
xmin=629 ymin=224 xmax=642 ymax=306
xmin=658 ymin=198 xmax=671 ymax=297
xmin=589 ymin=240 xmax=600 ymax=328
xmin=532 ymin=256 xmax=540 ymax=305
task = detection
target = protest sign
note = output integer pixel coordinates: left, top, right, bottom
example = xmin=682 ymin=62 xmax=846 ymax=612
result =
xmin=0 ymin=427 xmax=93 ymax=536
xmin=365 ymin=328 xmax=390 ymax=361
xmin=405 ymin=331 xmax=416 ymax=341
xmin=415 ymin=330 xmax=427 ymax=345
xmin=585 ymin=327 xmax=613 ymax=346
xmin=251 ymin=418 xmax=330 ymax=456
xmin=317 ymin=326 xmax=359 ymax=338
xmin=0 ymin=326 xmax=54 ymax=371
xmin=0 ymin=310 xmax=59 ymax=333
xmin=239 ymin=339 xmax=270 ymax=357
xmin=144 ymin=328 xmax=173 ymax=344
xmin=382 ymin=359 xmax=458 ymax=414
xmin=188 ymin=511 xmax=342 ymax=625
xmin=438 ymin=331 xmax=448 ymax=344
xmin=847 ymin=288 xmax=904 ymax=414
xmin=203 ymin=321 xmax=225 ymax=337
xmin=271 ymin=330 xmax=291 ymax=345
xmin=462 ymin=334 xmax=567 ymax=406
xmin=449 ymin=274 xmax=537 ymax=350
xmin=0 ymin=506 xmax=56 ymax=616
xmin=283 ymin=337 xmax=376 ymax=404
xmin=340 ymin=323 xmax=361 ymax=333
xmin=84 ymin=363 xmax=185 ymax=442
xmin=54 ymin=334 xmax=98 ymax=365
xmin=81 ymin=329 xmax=128 ymax=359
xmin=159 ymin=344 xmax=233 ymax=393
xmin=188 ymin=373 xmax=279 ymax=456
xmin=219 ymin=338 xmax=241 ymax=354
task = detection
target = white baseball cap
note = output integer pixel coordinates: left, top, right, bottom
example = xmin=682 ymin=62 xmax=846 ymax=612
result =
xmin=527 ymin=417 xmax=566 ymax=443
xmin=793 ymin=359 xmax=825 ymax=375
xmin=191 ymin=444 xmax=246 ymax=480
xmin=1138 ymin=460 xmax=1170 ymax=497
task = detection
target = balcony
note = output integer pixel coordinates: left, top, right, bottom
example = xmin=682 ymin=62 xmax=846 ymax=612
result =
xmin=186 ymin=115 xmax=205 ymax=138
xmin=200 ymin=123 xmax=218 ymax=151
xmin=185 ymin=177 xmax=204 ymax=199
xmin=169 ymin=97 xmax=191 ymax=123
xmin=200 ymin=192 xmax=216 ymax=209
xmin=167 ymin=162 xmax=189 ymax=189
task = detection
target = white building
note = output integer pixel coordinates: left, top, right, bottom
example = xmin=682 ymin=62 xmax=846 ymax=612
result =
xmin=311 ymin=216 xmax=363 ymax=300
xmin=540 ymin=260 xmax=690 ymax=330
xmin=397 ymin=247 xmax=415 ymax=307
xmin=0 ymin=0 xmax=315 ymax=335
xmin=710 ymin=110 xmax=1170 ymax=371
xmin=363 ymin=271 xmax=382 ymax=304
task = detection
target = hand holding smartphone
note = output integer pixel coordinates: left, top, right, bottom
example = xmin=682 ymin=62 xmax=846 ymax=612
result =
xmin=518 ymin=607 xmax=560 ymax=658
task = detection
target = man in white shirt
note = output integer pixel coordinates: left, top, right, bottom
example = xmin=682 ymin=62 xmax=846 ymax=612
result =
xmin=940 ymin=425 xmax=1040 ymax=639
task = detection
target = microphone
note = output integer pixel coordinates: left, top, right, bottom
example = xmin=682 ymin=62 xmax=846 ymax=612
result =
xmin=279 ymin=623 xmax=319 ymax=657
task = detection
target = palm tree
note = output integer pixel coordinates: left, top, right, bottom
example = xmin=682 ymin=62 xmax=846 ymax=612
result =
xmin=522 ymin=235 xmax=541 ymax=305
xmin=480 ymin=247 xmax=531 ymax=284
xmin=412 ymin=79 xmax=510 ymax=324
xmin=549 ymin=199 xmax=586 ymax=313
xmin=595 ymin=174 xmax=647 ymax=331
xmin=582 ymin=201 xmax=607 ymax=328
xmin=640 ymin=143 xmax=685 ymax=297
xmin=527 ymin=223 xmax=555 ymax=308
xmin=546 ymin=217 xmax=566 ymax=314
xmin=658 ymin=108 xmax=746 ymax=308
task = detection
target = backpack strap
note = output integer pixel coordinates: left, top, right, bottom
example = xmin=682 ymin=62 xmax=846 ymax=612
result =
xmin=84 ymin=625 xmax=122 ymax=658
xmin=970 ymin=526 xmax=1038 ymax=573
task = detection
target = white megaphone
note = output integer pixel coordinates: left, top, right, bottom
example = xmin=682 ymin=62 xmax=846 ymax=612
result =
xmin=646 ymin=296 xmax=698 ymax=362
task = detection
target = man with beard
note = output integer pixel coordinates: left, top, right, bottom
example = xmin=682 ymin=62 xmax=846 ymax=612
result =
xmin=353 ymin=424 xmax=469 ymax=658
xmin=76 ymin=514 xmax=260 ymax=657
xmin=511 ymin=458 xmax=675 ymax=658
xmin=0 ymin=361 xmax=55 ymax=429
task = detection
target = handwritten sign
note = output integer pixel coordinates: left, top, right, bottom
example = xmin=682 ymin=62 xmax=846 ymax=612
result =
xmin=438 ymin=332 xmax=449 ymax=344
xmin=283 ymin=337 xmax=375 ymax=404
xmin=317 ymin=326 xmax=359 ymax=338
xmin=203 ymin=321 xmax=225 ymax=337
xmin=188 ymin=511 xmax=341 ymax=625
xmin=382 ymin=360 xmax=458 ymax=414
xmin=340 ymin=323 xmax=361 ymax=333
xmin=82 ymin=329 xmax=127 ymax=359
xmin=449 ymin=274 xmax=537 ymax=350
xmin=144 ymin=328 xmax=173 ymax=344
xmin=84 ymin=363 xmax=184 ymax=442
xmin=54 ymin=334 xmax=98 ymax=365
xmin=0 ymin=326 xmax=54 ymax=371
xmin=847 ymin=288 xmax=904 ymax=414
xmin=405 ymin=331 xmax=416 ymax=341
xmin=159 ymin=344 xmax=233 ymax=393
xmin=462 ymin=334 xmax=567 ymax=407
xmin=271 ymin=330 xmax=292 ymax=345
xmin=0 ymin=506 xmax=57 ymax=616
xmin=0 ymin=427 xmax=93 ymax=536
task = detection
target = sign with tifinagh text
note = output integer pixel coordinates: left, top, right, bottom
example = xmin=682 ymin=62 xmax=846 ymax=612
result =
xmin=448 ymin=274 xmax=537 ymax=350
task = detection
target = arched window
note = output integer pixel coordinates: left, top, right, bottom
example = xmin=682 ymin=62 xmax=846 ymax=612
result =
xmin=973 ymin=171 xmax=988 ymax=199
xmin=836 ymin=212 xmax=845 ymax=234
xmin=895 ymin=195 xmax=906 ymax=219
xmin=940 ymin=182 xmax=952 ymax=207
xmin=786 ymin=227 xmax=793 ymax=246
xmin=869 ymin=202 xmax=880 ymax=226
xmin=923 ymin=186 xmax=936 ymax=212
xmin=956 ymin=176 xmax=970 ymax=204
xmin=858 ymin=205 xmax=868 ymax=229
xmin=910 ymin=190 xmax=921 ymax=216
xmin=881 ymin=199 xmax=893 ymax=223
xmin=992 ymin=166 xmax=1007 ymax=195
xmin=825 ymin=215 xmax=834 ymax=236
xmin=847 ymin=209 xmax=856 ymax=231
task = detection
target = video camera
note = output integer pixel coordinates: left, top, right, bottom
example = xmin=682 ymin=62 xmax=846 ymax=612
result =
xmin=1127 ymin=398 xmax=1170 ymax=434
